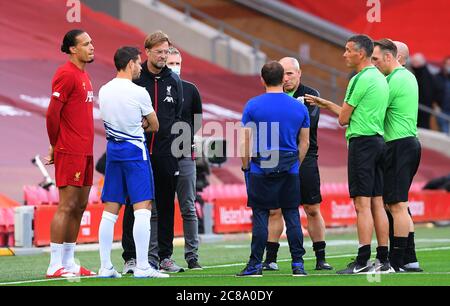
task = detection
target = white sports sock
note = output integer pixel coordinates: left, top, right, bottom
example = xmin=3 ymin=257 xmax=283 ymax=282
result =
xmin=99 ymin=211 xmax=118 ymax=269
xmin=133 ymin=209 xmax=152 ymax=270
xmin=62 ymin=242 xmax=76 ymax=269
xmin=47 ymin=243 xmax=63 ymax=274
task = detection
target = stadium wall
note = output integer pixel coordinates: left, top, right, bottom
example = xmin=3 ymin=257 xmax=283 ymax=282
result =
xmin=89 ymin=0 xmax=266 ymax=74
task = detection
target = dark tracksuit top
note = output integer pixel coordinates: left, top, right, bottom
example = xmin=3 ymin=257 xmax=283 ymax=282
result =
xmin=179 ymin=80 xmax=203 ymax=157
xmin=134 ymin=63 xmax=183 ymax=157
xmin=122 ymin=63 xmax=184 ymax=262
xmin=292 ymin=84 xmax=320 ymax=163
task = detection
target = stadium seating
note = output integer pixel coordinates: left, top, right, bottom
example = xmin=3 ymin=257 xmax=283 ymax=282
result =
xmin=0 ymin=208 xmax=6 ymax=246
xmin=0 ymin=207 xmax=15 ymax=247
xmin=23 ymin=185 xmax=101 ymax=206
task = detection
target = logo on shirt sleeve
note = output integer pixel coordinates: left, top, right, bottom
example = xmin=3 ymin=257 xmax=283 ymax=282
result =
xmin=52 ymin=92 xmax=61 ymax=98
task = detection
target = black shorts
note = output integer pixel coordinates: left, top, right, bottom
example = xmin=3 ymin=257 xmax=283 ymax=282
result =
xmin=348 ymin=135 xmax=385 ymax=198
xmin=300 ymin=158 xmax=322 ymax=205
xmin=247 ymin=173 xmax=300 ymax=209
xmin=383 ymin=137 xmax=421 ymax=205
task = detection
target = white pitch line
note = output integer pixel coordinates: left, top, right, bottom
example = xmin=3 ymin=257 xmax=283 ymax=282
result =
xmin=3 ymin=271 xmax=450 ymax=285
xmin=1 ymin=246 xmax=450 ymax=286
xmin=203 ymin=246 xmax=450 ymax=269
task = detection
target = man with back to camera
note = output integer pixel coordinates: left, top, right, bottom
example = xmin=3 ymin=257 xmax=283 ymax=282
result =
xmin=237 ymin=61 xmax=310 ymax=277
xmin=262 ymin=57 xmax=332 ymax=272
xmin=97 ymin=46 xmax=168 ymax=279
xmin=305 ymin=35 xmax=394 ymax=274
xmin=45 ymin=29 xmax=96 ymax=278
xmin=372 ymin=39 xmax=422 ymax=272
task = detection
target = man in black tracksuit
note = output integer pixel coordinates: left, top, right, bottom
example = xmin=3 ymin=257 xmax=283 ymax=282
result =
xmin=121 ymin=31 xmax=184 ymax=273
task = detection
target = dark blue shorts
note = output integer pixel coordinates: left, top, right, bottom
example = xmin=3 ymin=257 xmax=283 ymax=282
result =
xmin=247 ymin=172 xmax=301 ymax=209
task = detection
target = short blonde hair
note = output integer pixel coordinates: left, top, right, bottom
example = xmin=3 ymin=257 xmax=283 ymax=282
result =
xmin=144 ymin=30 xmax=171 ymax=50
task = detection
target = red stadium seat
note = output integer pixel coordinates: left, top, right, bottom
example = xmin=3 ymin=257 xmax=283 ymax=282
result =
xmin=0 ymin=208 xmax=6 ymax=246
xmin=23 ymin=186 xmax=52 ymax=206
xmin=88 ymin=186 xmax=100 ymax=204
xmin=47 ymin=186 xmax=59 ymax=205
xmin=5 ymin=208 xmax=14 ymax=247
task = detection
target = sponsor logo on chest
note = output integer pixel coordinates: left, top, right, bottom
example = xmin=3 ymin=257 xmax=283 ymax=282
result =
xmin=82 ymin=81 xmax=94 ymax=103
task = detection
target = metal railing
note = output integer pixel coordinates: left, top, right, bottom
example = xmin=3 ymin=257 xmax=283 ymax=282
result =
xmin=419 ymin=104 xmax=450 ymax=136
xmin=150 ymin=0 xmax=347 ymax=101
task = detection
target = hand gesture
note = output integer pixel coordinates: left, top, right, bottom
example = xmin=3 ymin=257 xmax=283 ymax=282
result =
xmin=305 ymin=94 xmax=328 ymax=108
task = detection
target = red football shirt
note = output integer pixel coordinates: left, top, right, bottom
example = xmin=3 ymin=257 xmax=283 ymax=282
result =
xmin=47 ymin=61 xmax=94 ymax=155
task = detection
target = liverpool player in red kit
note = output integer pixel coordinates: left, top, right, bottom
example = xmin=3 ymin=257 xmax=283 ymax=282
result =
xmin=45 ymin=29 xmax=96 ymax=278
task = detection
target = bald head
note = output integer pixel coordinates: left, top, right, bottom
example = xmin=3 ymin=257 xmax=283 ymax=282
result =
xmin=279 ymin=57 xmax=301 ymax=93
xmin=393 ymin=41 xmax=410 ymax=66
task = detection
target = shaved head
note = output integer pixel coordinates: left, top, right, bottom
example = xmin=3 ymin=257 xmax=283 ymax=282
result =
xmin=394 ymin=41 xmax=410 ymax=66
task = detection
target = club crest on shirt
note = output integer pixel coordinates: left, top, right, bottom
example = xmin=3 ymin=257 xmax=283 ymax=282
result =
xmin=164 ymin=85 xmax=175 ymax=103
xmin=74 ymin=172 xmax=81 ymax=182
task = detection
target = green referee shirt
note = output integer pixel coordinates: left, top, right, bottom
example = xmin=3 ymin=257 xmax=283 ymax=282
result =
xmin=344 ymin=66 xmax=389 ymax=141
xmin=384 ymin=67 xmax=419 ymax=142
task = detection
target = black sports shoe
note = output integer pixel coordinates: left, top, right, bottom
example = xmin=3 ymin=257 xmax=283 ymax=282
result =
xmin=187 ymin=259 xmax=203 ymax=270
xmin=315 ymin=260 xmax=333 ymax=271
xmin=336 ymin=260 xmax=372 ymax=275
xmin=236 ymin=264 xmax=263 ymax=277
xmin=402 ymin=262 xmax=423 ymax=272
xmin=292 ymin=262 xmax=307 ymax=276
xmin=371 ymin=259 xmax=395 ymax=274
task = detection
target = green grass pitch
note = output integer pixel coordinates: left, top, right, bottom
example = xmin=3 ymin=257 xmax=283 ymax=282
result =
xmin=1 ymin=226 xmax=449 ymax=286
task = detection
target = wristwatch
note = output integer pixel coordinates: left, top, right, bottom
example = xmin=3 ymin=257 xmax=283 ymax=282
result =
xmin=241 ymin=166 xmax=250 ymax=172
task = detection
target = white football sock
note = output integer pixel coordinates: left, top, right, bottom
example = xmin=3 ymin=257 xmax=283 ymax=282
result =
xmin=133 ymin=209 xmax=152 ymax=270
xmin=99 ymin=211 xmax=118 ymax=269
xmin=47 ymin=243 xmax=63 ymax=274
xmin=62 ymin=242 xmax=76 ymax=270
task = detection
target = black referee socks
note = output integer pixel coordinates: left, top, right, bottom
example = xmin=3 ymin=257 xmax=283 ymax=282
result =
xmin=265 ymin=242 xmax=280 ymax=263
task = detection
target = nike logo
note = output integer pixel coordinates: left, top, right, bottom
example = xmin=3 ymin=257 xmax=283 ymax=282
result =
xmin=353 ymin=266 xmax=369 ymax=273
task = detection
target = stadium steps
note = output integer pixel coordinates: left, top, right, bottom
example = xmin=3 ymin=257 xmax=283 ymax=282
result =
xmin=159 ymin=0 xmax=350 ymax=101
xmin=98 ymin=0 xmax=267 ymax=75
